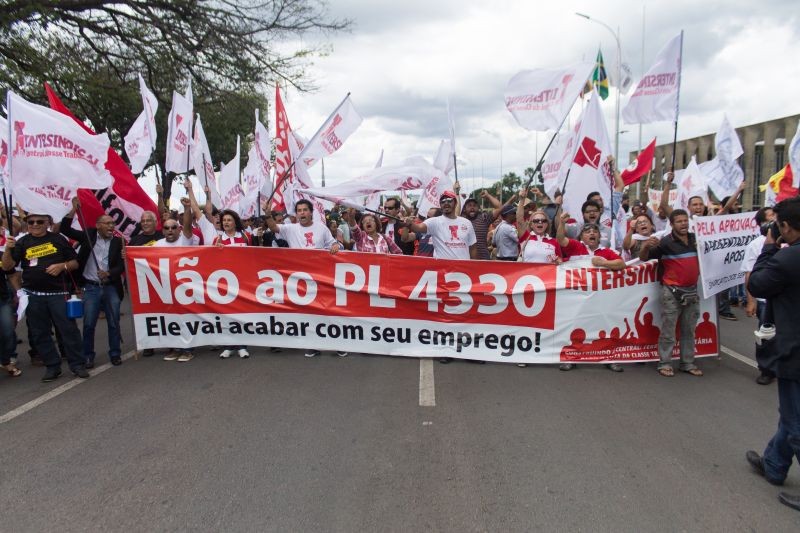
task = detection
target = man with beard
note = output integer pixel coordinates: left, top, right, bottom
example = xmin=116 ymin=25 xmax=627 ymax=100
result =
xmin=407 ymin=191 xmax=477 ymax=260
xmin=455 ymin=183 xmax=508 ymax=260
xmin=639 ymin=209 xmax=703 ymax=378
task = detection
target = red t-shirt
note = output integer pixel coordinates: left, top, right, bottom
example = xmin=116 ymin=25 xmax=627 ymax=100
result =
xmin=561 ymin=239 xmax=621 ymax=261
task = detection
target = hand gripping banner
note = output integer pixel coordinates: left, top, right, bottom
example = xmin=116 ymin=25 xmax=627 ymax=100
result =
xmin=127 ymin=248 xmax=718 ymax=364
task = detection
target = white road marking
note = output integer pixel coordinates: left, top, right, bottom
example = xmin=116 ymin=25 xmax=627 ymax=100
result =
xmin=419 ymin=358 xmax=436 ymax=407
xmin=720 ymin=345 xmax=757 ymax=369
xmin=0 ymin=349 xmax=137 ymax=425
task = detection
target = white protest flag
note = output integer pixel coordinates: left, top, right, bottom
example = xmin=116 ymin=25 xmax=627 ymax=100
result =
xmin=239 ymin=146 xmax=261 ymax=219
xmin=253 ymin=111 xmax=273 ymax=196
xmin=672 ymin=156 xmax=709 ymax=210
xmin=789 ymin=119 xmax=800 ymax=188
xmin=298 ymin=94 xmax=363 ymax=162
xmin=300 ymin=160 xmax=436 ymax=202
xmin=433 ymin=139 xmax=455 ymax=174
xmin=505 ymin=62 xmax=595 ymax=131
xmin=360 ymin=150 xmax=384 ymax=211
xmin=416 ymin=169 xmax=454 ymax=217
xmin=165 ymin=90 xmax=192 ymax=173
xmin=561 ymin=90 xmax=614 ymax=222
xmin=124 ymin=75 xmax=159 ymax=174
xmin=124 ymin=113 xmax=151 ymax=174
xmin=286 ymin=133 xmax=326 ymax=224
xmin=12 ymin=183 xmax=76 ymax=220
xmin=622 ymin=32 xmax=683 ymax=125
xmin=218 ymin=136 xmax=242 ymax=211
xmin=190 ymin=115 xmax=221 ymax=208
xmin=6 ymin=91 xmax=112 ymax=189
xmin=542 ymin=121 xmax=581 ymax=199
xmin=699 ymin=115 xmax=744 ymax=200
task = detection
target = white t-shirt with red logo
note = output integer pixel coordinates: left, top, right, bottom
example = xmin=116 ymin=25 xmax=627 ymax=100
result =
xmin=278 ymin=221 xmax=337 ymax=250
xmin=425 ymin=215 xmax=476 ymax=260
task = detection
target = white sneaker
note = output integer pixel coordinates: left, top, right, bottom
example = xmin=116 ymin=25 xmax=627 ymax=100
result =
xmin=337 ymin=351 xmax=348 ymax=357
xmin=238 ymin=348 xmax=250 ymax=358
xmin=305 ymin=350 xmax=320 ymax=358
xmin=219 ymin=349 xmax=232 ymax=359
xmin=177 ymin=352 xmax=194 ymax=362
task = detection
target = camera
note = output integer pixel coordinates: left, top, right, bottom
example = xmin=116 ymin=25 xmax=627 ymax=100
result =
xmin=768 ymin=221 xmax=781 ymax=241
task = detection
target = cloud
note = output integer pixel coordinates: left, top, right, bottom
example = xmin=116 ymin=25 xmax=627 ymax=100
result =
xmin=271 ymin=0 xmax=800 ymax=188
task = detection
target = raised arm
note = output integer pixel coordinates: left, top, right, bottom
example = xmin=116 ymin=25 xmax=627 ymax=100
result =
xmin=179 ymin=198 xmax=193 ymax=240
xmin=659 ymin=172 xmax=674 ymax=218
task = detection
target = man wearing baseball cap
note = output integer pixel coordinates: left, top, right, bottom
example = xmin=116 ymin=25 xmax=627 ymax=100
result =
xmin=407 ymin=190 xmax=476 ymax=260
xmin=493 ymin=204 xmax=519 ymax=260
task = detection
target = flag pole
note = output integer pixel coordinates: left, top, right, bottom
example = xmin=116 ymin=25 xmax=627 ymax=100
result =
xmin=669 ymin=30 xmax=684 ymax=172
xmin=75 ymin=203 xmax=101 ymax=271
xmin=5 ymin=91 xmax=14 ymax=236
xmin=522 ymin=103 xmax=575 ymax=191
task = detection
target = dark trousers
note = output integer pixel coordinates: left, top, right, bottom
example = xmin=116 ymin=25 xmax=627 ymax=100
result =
xmin=27 ymin=294 xmax=84 ymax=371
xmin=763 ymin=378 xmax=800 ymax=483
xmin=755 ymin=300 xmax=776 ymax=378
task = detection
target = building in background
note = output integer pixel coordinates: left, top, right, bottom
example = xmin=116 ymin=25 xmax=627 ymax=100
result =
xmin=631 ymin=114 xmax=799 ymax=210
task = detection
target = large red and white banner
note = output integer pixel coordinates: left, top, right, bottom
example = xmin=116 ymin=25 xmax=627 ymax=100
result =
xmin=127 ymin=248 xmax=718 ymax=364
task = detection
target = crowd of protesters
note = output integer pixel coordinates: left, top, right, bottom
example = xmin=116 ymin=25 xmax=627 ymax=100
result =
xmin=0 ymin=156 xmax=777 ymax=383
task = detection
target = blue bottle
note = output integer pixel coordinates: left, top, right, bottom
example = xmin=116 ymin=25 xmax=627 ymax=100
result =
xmin=66 ymin=295 xmax=84 ymax=319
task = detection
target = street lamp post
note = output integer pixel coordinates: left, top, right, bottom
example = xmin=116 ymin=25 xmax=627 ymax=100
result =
xmin=576 ymin=12 xmax=622 ymax=166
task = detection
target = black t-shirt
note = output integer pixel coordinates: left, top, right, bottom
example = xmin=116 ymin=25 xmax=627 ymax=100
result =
xmin=129 ymin=231 xmax=164 ymax=246
xmin=11 ymin=232 xmax=79 ymax=292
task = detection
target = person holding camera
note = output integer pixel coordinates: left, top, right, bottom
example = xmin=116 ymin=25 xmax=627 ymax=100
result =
xmin=745 ymin=197 xmax=800 ymax=512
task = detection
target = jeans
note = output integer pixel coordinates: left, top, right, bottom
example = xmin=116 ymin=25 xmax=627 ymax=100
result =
xmin=82 ymin=283 xmax=122 ymax=363
xmin=26 ymin=293 xmax=84 ymax=371
xmin=658 ymin=285 xmax=700 ymax=370
xmin=0 ymin=298 xmax=15 ymax=366
xmin=717 ymin=290 xmax=731 ymax=314
xmin=762 ymin=378 xmax=800 ymax=483
xmin=729 ymin=283 xmax=746 ymax=304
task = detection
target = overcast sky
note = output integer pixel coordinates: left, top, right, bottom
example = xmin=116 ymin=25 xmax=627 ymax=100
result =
xmin=157 ymin=0 xmax=800 ymax=201
xmin=272 ymin=0 xmax=800 ymax=192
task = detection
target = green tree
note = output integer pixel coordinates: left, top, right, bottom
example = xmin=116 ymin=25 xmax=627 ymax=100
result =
xmin=1 ymin=0 xmax=350 ymax=200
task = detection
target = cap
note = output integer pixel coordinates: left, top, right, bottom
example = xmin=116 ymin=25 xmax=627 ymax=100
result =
xmin=439 ymin=190 xmax=457 ymax=202
xmin=463 ymin=197 xmax=478 ymax=206
xmin=500 ymin=205 xmax=516 ymax=217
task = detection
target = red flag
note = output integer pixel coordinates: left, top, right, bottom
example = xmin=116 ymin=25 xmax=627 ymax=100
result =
xmin=44 ymin=83 xmax=161 ymax=238
xmin=620 ymin=138 xmax=656 ymax=186
xmin=272 ymin=86 xmax=294 ymax=213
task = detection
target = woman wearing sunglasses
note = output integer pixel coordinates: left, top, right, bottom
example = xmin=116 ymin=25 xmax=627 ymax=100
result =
xmin=516 ymin=187 xmax=562 ymax=264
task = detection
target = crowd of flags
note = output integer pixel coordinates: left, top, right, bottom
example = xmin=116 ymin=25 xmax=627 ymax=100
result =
xmin=1 ymin=27 xmax=799 ymax=239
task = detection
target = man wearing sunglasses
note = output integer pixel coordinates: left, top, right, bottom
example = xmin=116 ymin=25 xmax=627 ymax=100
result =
xmin=407 ymin=191 xmax=476 ymax=260
xmin=2 ymin=213 xmax=87 ymax=382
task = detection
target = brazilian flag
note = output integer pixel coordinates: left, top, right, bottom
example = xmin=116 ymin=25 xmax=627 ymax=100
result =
xmin=591 ymin=48 xmax=609 ymax=100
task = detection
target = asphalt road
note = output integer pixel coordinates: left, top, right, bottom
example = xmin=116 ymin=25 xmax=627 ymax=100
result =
xmin=1 ymin=300 xmax=798 ymax=532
